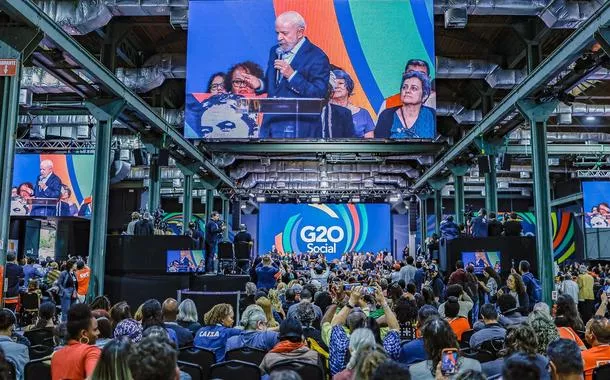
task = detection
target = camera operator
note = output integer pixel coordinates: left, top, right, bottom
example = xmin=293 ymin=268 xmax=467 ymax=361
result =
xmin=204 ymin=211 xmax=226 ymax=273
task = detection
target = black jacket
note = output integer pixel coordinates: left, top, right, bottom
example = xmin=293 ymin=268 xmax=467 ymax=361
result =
xmin=488 ymin=219 xmax=504 ymax=237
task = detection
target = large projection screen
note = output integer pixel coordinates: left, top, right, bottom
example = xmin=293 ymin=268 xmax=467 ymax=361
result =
xmin=185 ymin=0 xmax=435 ymax=140
xmin=258 ymin=203 xmax=391 ymax=259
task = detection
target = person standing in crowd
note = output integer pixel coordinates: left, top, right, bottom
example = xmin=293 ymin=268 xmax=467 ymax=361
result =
xmin=519 ymin=260 xmax=540 ymax=310
xmin=503 ymin=212 xmax=523 ymax=236
xmin=547 ymin=339 xmax=585 ymax=380
xmin=440 ymin=215 xmax=459 ymax=241
xmin=134 ymin=212 xmax=154 ymax=236
xmin=126 ymin=212 xmax=140 ymax=235
xmin=0 ymin=310 xmax=28 ymax=380
xmin=577 ymin=264 xmax=595 ymax=324
xmin=75 ymin=260 xmax=91 ymax=304
xmin=23 ymin=257 xmax=42 ymax=285
xmin=51 ymin=303 xmax=101 ymax=380
xmin=234 ymin=224 xmax=254 ymax=247
xmin=256 ymin=256 xmax=280 ymax=290
xmin=439 ymin=284 xmax=473 ymax=319
xmin=558 ymin=272 xmax=579 ymax=305
xmin=59 ymin=259 xmax=78 ymax=322
xmin=204 ymin=211 xmax=225 ymax=273
xmin=487 ymin=212 xmax=503 ymax=237
xmin=448 ymin=260 xmax=467 ymax=287
xmin=479 ymin=266 xmax=500 ymax=304
xmin=470 ymin=209 xmax=488 ymax=238
xmin=4 ymin=254 xmax=23 ymax=312
xmin=400 ymin=256 xmax=417 ymax=286
xmin=240 ymin=11 xmax=330 ymax=138
xmin=582 ymin=316 xmax=610 ymax=380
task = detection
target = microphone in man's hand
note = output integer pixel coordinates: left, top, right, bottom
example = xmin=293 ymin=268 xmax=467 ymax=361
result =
xmin=275 ymin=47 xmax=284 ymax=84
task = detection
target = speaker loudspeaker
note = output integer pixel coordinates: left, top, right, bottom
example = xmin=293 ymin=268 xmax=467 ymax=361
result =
xmin=158 ymin=149 xmax=169 ymax=166
xmin=133 ymin=148 xmax=147 ymax=166
xmin=478 ymin=156 xmax=490 ymax=175
xmin=409 ymin=201 xmax=418 ymax=233
xmin=501 ymin=154 xmax=512 ymax=171
xmin=231 ymin=201 xmax=241 ymax=230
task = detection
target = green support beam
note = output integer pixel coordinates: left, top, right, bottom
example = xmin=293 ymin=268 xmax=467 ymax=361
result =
xmin=550 ymin=192 xmax=583 ymax=208
xmin=412 ymin=2 xmax=610 ymax=190
xmin=148 ymin=157 xmax=161 ymax=213
xmin=204 ymin=141 xmax=444 ymax=154
xmin=418 ymin=195 xmax=428 ymax=243
xmin=485 ymin=155 xmax=498 ymax=213
xmin=428 ymin=177 xmax=448 ymax=235
xmin=85 ymin=99 xmax=126 ymax=299
xmin=2 ymin=0 xmax=234 ymax=189
xmin=222 ymin=198 xmax=230 ymax=240
xmin=505 ymin=144 xmax=610 ymax=155
xmin=0 ymin=28 xmax=41 ymax=305
xmin=516 ymin=99 xmax=559 ymax=306
xmin=205 ymin=189 xmax=215 ymax=220
xmin=182 ymin=174 xmax=193 ymax=234
xmin=448 ymin=164 xmax=469 ymax=225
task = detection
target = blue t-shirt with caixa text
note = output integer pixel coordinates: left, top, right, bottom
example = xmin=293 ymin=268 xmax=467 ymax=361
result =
xmin=194 ymin=324 xmax=242 ymax=362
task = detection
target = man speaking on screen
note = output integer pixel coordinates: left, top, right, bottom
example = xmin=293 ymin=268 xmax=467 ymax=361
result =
xmin=239 ymin=11 xmax=330 ymax=138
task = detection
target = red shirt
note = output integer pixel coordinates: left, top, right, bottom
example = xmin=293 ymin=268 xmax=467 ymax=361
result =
xmin=51 ymin=341 xmax=101 ymax=380
xmin=582 ymin=344 xmax=610 ymax=380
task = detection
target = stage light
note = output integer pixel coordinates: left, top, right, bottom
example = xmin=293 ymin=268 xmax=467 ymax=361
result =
xmin=389 ymin=194 xmax=400 ymax=202
xmin=586 ymin=116 xmax=596 ymax=121
xmin=240 ymin=203 xmax=247 ymax=209
xmin=310 ymin=196 xmax=320 ymax=203
xmin=256 ymin=196 xmax=266 ymax=202
xmin=351 ymin=197 xmax=360 ymax=203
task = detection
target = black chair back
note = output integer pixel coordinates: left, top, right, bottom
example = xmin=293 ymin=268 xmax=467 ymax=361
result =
xmin=459 ymin=329 xmax=475 ymax=348
xmin=29 ymin=345 xmax=54 ymax=360
xmin=479 ymin=338 xmax=505 ymax=358
xmin=21 ymin=292 xmax=40 ymax=310
xmin=209 ymin=360 xmax=261 ymax=380
xmin=24 ymin=358 xmax=51 ymax=380
xmin=218 ymin=242 xmax=234 ymax=260
xmin=178 ymin=347 xmax=215 ymax=378
xmin=24 ymin=329 xmax=55 ymax=347
xmin=178 ymin=360 xmax=204 ymax=380
xmin=234 ymin=242 xmax=251 ymax=261
xmin=593 ymin=363 xmax=610 ymax=380
xmin=6 ymin=360 xmax=16 ymax=380
xmin=225 ymin=347 xmax=267 ymax=365
xmin=270 ymin=360 xmax=324 ymax=380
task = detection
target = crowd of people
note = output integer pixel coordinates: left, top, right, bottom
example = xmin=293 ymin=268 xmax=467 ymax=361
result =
xmin=3 ymin=250 xmax=610 ymax=380
xmin=439 ymin=209 xmax=524 ymax=242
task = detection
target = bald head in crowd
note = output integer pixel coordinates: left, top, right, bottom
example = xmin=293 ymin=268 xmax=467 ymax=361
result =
xmin=162 ymin=298 xmax=179 ymax=322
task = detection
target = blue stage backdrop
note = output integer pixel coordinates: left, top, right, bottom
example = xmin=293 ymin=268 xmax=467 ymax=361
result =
xmin=258 ymin=203 xmax=390 ymax=260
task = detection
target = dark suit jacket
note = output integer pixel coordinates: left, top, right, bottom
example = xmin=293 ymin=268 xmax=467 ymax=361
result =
xmin=134 ymin=219 xmax=154 ymax=236
xmin=259 ymin=38 xmax=330 ymax=138
xmin=319 ymin=104 xmax=355 ymax=138
xmin=34 ymin=173 xmax=62 ymax=199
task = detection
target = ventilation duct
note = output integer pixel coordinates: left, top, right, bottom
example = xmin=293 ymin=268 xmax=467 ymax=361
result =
xmin=240 ymin=173 xmax=408 ymax=189
xmin=115 ymin=54 xmax=185 ymax=93
xmin=229 ymin=162 xmax=418 ymax=180
xmin=21 ymin=67 xmax=75 ymax=94
xmin=434 ymin=0 xmax=603 ymax=29
xmin=436 ymin=57 xmax=499 ymax=79
xmin=250 ymin=182 xmax=398 ymax=191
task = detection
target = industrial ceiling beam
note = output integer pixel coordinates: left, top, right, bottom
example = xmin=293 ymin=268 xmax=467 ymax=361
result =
xmin=412 ymin=1 xmax=610 ymax=190
xmin=204 ymin=141 xmax=444 ymax=154
xmin=550 ymin=192 xmax=583 ymax=207
xmin=505 ymin=144 xmax=610 ymax=155
xmin=1 ymin=0 xmax=234 ymax=189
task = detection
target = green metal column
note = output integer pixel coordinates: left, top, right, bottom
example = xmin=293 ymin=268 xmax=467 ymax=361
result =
xmin=85 ymin=99 xmax=126 ymax=299
xmin=419 ymin=196 xmax=427 ymax=243
xmin=517 ymin=99 xmax=559 ymax=306
xmin=484 ymin=155 xmax=498 ymax=213
xmin=148 ymin=157 xmax=161 ymax=213
xmin=205 ymin=189 xmax=215 ymax=220
xmin=221 ymin=197 xmax=230 ymax=240
xmin=428 ymin=177 xmax=448 ymax=235
xmin=182 ymin=174 xmax=193 ymax=234
xmin=448 ymin=164 xmax=469 ymax=225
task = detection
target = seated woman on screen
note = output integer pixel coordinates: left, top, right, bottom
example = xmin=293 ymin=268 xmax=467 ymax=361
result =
xmin=374 ymin=71 xmax=435 ymax=139
xmin=329 ymin=69 xmax=375 ymax=138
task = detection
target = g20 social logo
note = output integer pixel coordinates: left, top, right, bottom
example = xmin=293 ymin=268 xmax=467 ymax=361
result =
xmin=274 ymin=204 xmax=369 ymax=254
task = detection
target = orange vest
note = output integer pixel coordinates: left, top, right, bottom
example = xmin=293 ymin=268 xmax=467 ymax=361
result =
xmin=75 ymin=267 xmax=91 ymax=296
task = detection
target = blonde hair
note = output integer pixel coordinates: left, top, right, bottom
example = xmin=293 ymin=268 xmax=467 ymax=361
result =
xmin=256 ymin=297 xmax=279 ymax=328
xmin=134 ymin=303 xmax=144 ymax=322
xmin=287 ymin=280 xmax=299 ymax=289
xmin=268 ymin=289 xmax=283 ymax=315
xmin=276 ymin=282 xmax=286 ymax=292
xmin=204 ymin=304 xmax=233 ymax=326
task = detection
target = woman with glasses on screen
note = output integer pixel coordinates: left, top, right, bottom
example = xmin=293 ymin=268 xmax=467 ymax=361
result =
xmin=227 ymin=61 xmax=265 ymax=97
xmin=374 ymin=70 xmax=435 ymax=139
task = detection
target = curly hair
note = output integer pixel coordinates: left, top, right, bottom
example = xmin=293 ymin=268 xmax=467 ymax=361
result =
xmin=90 ymin=296 xmax=112 ymax=312
xmin=140 ymin=299 xmax=164 ymax=330
xmin=203 ymin=304 xmax=233 ymax=326
xmin=555 ymin=294 xmax=584 ymax=331
xmin=225 ymin=61 xmax=264 ymax=93
xmin=128 ymin=335 xmax=178 ymax=380
xmin=527 ymin=308 xmax=560 ymax=355
xmin=421 ymin=317 xmax=459 ymax=370
xmin=268 ymin=289 xmax=283 ymax=314
xmin=332 ymin=69 xmax=355 ymax=95
xmin=509 ymin=273 xmax=527 ymax=296
xmin=352 ymin=346 xmax=387 ymax=380
xmin=500 ymin=324 xmax=538 ymax=357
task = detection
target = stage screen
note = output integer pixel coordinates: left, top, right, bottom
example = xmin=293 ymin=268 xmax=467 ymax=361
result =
xmin=166 ymin=250 xmax=206 ymax=273
xmin=583 ymin=181 xmax=610 ymax=228
xmin=11 ymin=154 xmax=94 ymax=218
xmin=461 ymin=251 xmax=501 ymax=274
xmin=185 ymin=0 xmax=435 ymax=140
xmin=258 ymin=203 xmax=391 ymax=259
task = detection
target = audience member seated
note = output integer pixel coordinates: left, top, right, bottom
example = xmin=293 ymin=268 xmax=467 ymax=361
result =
xmin=295 ymin=301 xmax=327 ymax=351
xmin=496 ymin=294 xmax=528 ymax=327
xmin=91 ymin=337 xmax=133 ymax=379
xmin=0 ymin=310 xmax=28 ymax=380
xmin=399 ymin=305 xmax=439 ymax=365
xmin=501 ymin=352 xmax=541 ymax=380
xmin=394 ymin=297 xmax=418 ymax=342
xmin=547 ymin=339 xmax=584 ymax=380
xmin=257 ymin=296 xmax=281 ymax=330
xmin=113 ymin=318 xmax=143 ymax=343
xmin=162 ymin=298 xmax=194 ymax=347
xmin=498 ymin=273 xmax=530 ymax=316
xmin=554 ymin=294 xmax=586 ymax=348
xmin=283 ymin=288 xmax=300 ymax=315
xmin=408 ymin=317 xmax=481 ymax=379
xmin=140 ymin=299 xmax=178 ymax=346
xmin=371 ymin=359 xmax=411 ymax=380
xmin=438 ymin=285 xmax=473 ymax=319
xmin=287 ymin=289 xmax=323 ymax=325
xmin=470 ymin=304 xmax=506 ymax=350
xmin=260 ymin=317 xmax=320 ymax=374
xmin=333 ymin=328 xmax=385 ymax=380
xmin=128 ymin=334 xmax=180 ymax=380
xmin=226 ymin=304 xmax=278 ymax=352
xmin=176 ymin=299 xmax=202 ymax=335
xmin=95 ymin=317 xmax=113 ymax=348
xmin=109 ymin=301 xmax=132 ymax=332
xmin=444 ymin=296 xmax=471 ymax=341
xmin=51 ymin=303 xmax=101 ymax=380
xmin=241 ymin=282 xmax=258 ymax=315
xmin=90 ymin=296 xmax=112 ymax=316
xmin=481 ymin=324 xmax=549 ymax=379
xmin=328 ymin=285 xmax=400 ymax=375
xmin=194 ymin=303 xmax=242 ymax=362
xmin=24 ymin=301 xmax=56 ymax=333
xmin=582 ymin=316 xmax=610 ymax=380
xmin=527 ymin=304 xmax=560 ymax=355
